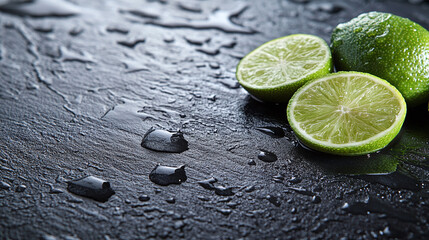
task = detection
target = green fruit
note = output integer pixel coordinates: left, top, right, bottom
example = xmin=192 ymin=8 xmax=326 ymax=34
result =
xmin=236 ymin=34 xmax=332 ymax=103
xmin=287 ymin=72 xmax=407 ymax=156
xmin=331 ymin=11 xmax=429 ymax=107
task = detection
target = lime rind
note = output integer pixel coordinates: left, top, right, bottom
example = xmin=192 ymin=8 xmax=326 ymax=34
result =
xmin=236 ymin=34 xmax=332 ymax=103
xmin=287 ymin=72 xmax=407 ymax=156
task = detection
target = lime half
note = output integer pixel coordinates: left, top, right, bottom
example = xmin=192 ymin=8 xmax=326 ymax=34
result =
xmin=236 ymin=34 xmax=332 ymax=103
xmin=287 ymin=72 xmax=407 ymax=156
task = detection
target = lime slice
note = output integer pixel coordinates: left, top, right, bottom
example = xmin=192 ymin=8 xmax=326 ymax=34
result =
xmin=236 ymin=34 xmax=332 ymax=103
xmin=287 ymin=72 xmax=407 ymax=156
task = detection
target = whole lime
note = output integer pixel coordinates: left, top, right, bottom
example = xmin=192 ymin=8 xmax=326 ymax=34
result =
xmin=331 ymin=12 xmax=429 ymax=107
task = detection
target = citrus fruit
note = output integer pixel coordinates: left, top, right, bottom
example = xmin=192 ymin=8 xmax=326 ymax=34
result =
xmin=287 ymin=72 xmax=407 ymax=156
xmin=236 ymin=34 xmax=332 ymax=103
xmin=331 ymin=11 xmax=429 ymax=107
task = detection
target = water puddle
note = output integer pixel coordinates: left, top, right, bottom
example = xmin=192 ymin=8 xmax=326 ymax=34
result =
xmin=67 ymin=176 xmax=115 ymax=202
xmin=0 ymin=0 xmax=79 ymax=17
xmin=141 ymin=128 xmax=189 ymax=153
xmin=101 ymin=99 xmax=155 ymax=125
xmin=125 ymin=4 xmax=255 ymax=34
xmin=149 ymin=164 xmax=187 ymax=186
xmin=58 ymin=46 xmax=95 ymax=63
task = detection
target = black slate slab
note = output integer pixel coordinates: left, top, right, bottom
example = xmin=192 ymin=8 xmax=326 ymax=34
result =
xmin=0 ymin=0 xmax=428 ymax=239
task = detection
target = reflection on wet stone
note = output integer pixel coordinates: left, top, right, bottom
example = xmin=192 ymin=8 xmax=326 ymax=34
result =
xmin=67 ymin=176 xmax=115 ymax=202
xmin=342 ymin=196 xmax=417 ymax=222
xmin=141 ymin=128 xmax=189 ymax=153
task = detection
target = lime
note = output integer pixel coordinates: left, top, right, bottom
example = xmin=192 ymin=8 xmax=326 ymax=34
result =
xmin=287 ymin=72 xmax=407 ymax=156
xmin=331 ymin=11 xmax=429 ymax=107
xmin=236 ymin=34 xmax=332 ymax=103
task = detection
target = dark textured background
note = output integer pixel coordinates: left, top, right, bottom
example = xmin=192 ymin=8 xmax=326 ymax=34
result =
xmin=0 ymin=0 xmax=428 ymax=239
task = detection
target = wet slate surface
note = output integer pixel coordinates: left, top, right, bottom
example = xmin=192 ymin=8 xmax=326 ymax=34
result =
xmin=0 ymin=0 xmax=429 ymax=239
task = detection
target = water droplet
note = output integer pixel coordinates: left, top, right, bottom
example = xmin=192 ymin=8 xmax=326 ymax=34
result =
xmin=266 ymin=195 xmax=281 ymax=207
xmin=31 ymin=24 xmax=53 ymax=33
xmin=197 ymin=195 xmax=210 ymax=201
xmin=196 ymin=47 xmax=219 ymax=56
xmin=197 ymin=177 xmax=234 ymax=196
xmin=288 ymin=187 xmax=314 ymax=196
xmin=149 ymin=165 xmax=187 ymax=186
xmin=341 ymin=197 xmax=417 ymax=222
xmin=273 ymin=174 xmax=284 ymax=183
xmin=173 ymin=220 xmax=185 ymax=229
xmin=177 ymin=2 xmax=202 ymax=13
xmin=67 ymin=176 xmax=115 ymax=202
xmin=106 ymin=25 xmax=129 ymax=35
xmin=184 ymin=36 xmax=210 ymax=46
xmin=209 ymin=62 xmax=220 ymax=69
xmin=123 ymin=8 xmax=160 ymax=19
xmin=0 ymin=0 xmax=79 ymax=17
xmin=69 ymin=26 xmax=83 ymax=36
xmin=117 ymin=38 xmax=146 ymax=48
xmin=139 ymin=195 xmax=150 ymax=202
xmin=166 ymin=197 xmax=176 ymax=204
xmin=216 ymin=208 xmax=232 ymax=216
xmin=141 ymin=128 xmax=189 ymax=153
xmin=49 ymin=186 xmax=64 ymax=194
xmin=163 ymin=35 xmax=174 ymax=43
xmin=207 ymin=95 xmax=217 ymax=102
xmin=0 ymin=181 xmax=11 ymax=190
xmin=247 ymin=159 xmax=256 ymax=165
xmin=311 ymin=195 xmax=321 ymax=204
xmin=214 ymin=186 xmax=234 ymax=196
xmin=288 ymin=177 xmax=302 ymax=184
xmin=227 ymin=202 xmax=239 ymax=209
xmin=258 ymin=150 xmax=278 ymax=162
xmin=15 ymin=184 xmax=27 ymax=192
xmin=256 ymin=126 xmax=285 ymax=138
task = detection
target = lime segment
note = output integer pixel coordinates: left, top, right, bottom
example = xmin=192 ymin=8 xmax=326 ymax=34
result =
xmin=236 ymin=34 xmax=332 ymax=103
xmin=287 ymin=72 xmax=407 ymax=156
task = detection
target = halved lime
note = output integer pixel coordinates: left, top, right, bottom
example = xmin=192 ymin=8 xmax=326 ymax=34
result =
xmin=287 ymin=72 xmax=407 ymax=156
xmin=236 ymin=34 xmax=332 ymax=103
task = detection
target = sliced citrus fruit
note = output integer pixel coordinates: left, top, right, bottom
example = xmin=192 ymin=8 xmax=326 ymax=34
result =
xmin=236 ymin=34 xmax=332 ymax=103
xmin=287 ymin=72 xmax=407 ymax=156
